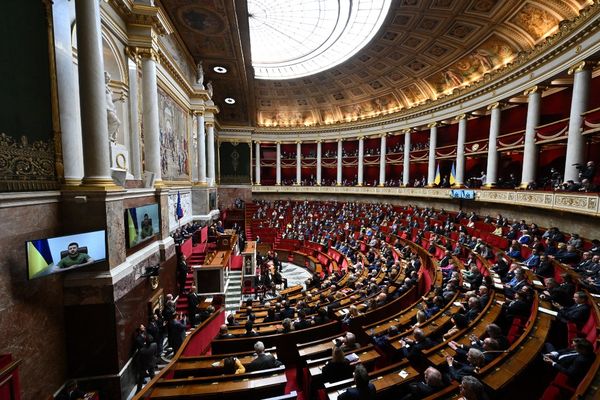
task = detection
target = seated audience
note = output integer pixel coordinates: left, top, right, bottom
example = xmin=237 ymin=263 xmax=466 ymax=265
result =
xmin=246 ymin=341 xmax=283 ymax=372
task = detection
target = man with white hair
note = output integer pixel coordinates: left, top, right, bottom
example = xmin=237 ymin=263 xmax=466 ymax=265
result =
xmin=246 ymin=341 xmax=283 ymax=372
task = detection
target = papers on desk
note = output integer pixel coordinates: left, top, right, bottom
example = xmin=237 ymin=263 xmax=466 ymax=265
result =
xmin=494 ymin=282 xmax=504 ymax=290
xmin=211 ymin=361 xmax=221 ymax=367
xmin=453 ymin=301 xmax=463 ymax=307
xmin=590 ymin=293 xmax=600 ymax=298
xmin=341 ymin=308 xmax=349 ymax=315
xmin=463 ymin=282 xmax=471 ymax=289
xmin=345 ymin=353 xmax=359 ymax=362
xmin=521 ymin=266 xmax=530 ymax=270
xmin=398 ymin=369 xmax=409 ymax=379
xmin=532 ymin=279 xmax=544 ymax=287
xmin=538 ymin=307 xmax=558 ymax=317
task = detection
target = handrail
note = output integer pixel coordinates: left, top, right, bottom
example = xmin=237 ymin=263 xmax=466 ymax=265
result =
xmin=133 ymin=309 xmax=224 ymax=399
xmin=0 ymin=359 xmax=21 ymax=381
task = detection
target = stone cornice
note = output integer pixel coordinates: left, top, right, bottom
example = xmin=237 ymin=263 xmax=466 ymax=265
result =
xmin=252 ymin=185 xmax=600 ymax=217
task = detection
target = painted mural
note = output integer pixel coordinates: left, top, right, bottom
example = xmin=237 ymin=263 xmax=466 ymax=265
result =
xmin=158 ymin=88 xmax=190 ymax=180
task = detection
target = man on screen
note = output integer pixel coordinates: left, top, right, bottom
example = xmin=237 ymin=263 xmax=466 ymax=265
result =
xmin=140 ymin=213 xmax=154 ymax=239
xmin=57 ymin=242 xmax=94 ymax=269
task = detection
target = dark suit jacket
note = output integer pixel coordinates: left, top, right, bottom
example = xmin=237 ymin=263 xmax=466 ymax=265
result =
xmin=558 ymin=303 xmax=590 ymax=328
xmin=448 ymin=362 xmax=476 ymax=381
xmin=553 ymin=350 xmax=595 ymax=386
xmin=321 ymin=360 xmax=354 ymax=383
xmin=338 ymin=383 xmax=376 ymax=400
xmin=246 ymin=353 xmax=283 ymax=372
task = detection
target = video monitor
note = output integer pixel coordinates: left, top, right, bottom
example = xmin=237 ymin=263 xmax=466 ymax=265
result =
xmin=125 ymin=203 xmax=160 ymax=248
xmin=26 ymin=230 xmax=107 ymax=280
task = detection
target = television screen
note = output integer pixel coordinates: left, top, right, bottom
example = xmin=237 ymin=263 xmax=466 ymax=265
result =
xmin=125 ymin=203 xmax=160 ymax=248
xmin=26 ymin=230 xmax=107 ymax=280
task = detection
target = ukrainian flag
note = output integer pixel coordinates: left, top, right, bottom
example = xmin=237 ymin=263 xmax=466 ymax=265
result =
xmin=449 ymin=162 xmax=456 ymax=186
xmin=28 ymin=239 xmax=53 ymax=278
xmin=127 ymin=208 xmax=138 ymax=247
xmin=434 ymin=163 xmax=441 ymax=185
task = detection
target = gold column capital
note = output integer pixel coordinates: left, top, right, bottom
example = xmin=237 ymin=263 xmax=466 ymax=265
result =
xmin=427 ymin=122 xmax=438 ymax=129
xmin=455 ymin=114 xmax=466 ymax=121
xmin=568 ymin=61 xmax=590 ymax=75
xmin=523 ymin=85 xmax=543 ymax=96
xmin=486 ymin=102 xmax=501 ymax=111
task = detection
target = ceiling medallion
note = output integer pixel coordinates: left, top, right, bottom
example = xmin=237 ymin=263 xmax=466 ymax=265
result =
xmin=213 ymin=66 xmax=228 ymax=74
xmin=224 ymin=97 xmax=236 ymax=104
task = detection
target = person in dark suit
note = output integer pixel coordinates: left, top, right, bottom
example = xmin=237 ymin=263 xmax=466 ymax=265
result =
xmin=446 ymin=348 xmax=485 ymax=382
xmin=321 ymin=346 xmax=354 ymax=383
xmin=246 ymin=341 xmax=283 ymax=372
xmin=217 ymin=324 xmax=234 ymax=339
xmin=339 ymin=364 xmax=376 ymax=400
xmin=56 ymin=380 xmax=87 ymax=400
xmin=543 ymin=338 xmax=595 ymax=386
xmin=555 ymin=291 xmax=591 ymax=329
xmin=187 ymin=285 xmax=201 ymax=327
xmin=400 ymin=328 xmax=437 ymax=360
xmin=400 ymin=367 xmax=446 ymax=400
xmin=167 ymin=313 xmax=186 ymax=354
xmin=136 ymin=336 xmax=157 ymax=392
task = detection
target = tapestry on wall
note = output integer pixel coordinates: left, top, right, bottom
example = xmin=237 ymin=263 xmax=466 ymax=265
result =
xmin=219 ymin=141 xmax=250 ymax=184
xmin=158 ymin=88 xmax=190 ymax=181
xmin=0 ymin=1 xmax=58 ymax=191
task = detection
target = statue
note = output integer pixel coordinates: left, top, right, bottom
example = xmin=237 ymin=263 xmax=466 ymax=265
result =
xmin=104 ymin=72 xmax=121 ymax=143
xmin=206 ymin=80 xmax=213 ymax=98
xmin=196 ymin=61 xmax=205 ymax=88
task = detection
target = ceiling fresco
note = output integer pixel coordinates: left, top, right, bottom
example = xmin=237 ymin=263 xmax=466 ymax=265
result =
xmin=159 ymin=0 xmax=589 ymax=128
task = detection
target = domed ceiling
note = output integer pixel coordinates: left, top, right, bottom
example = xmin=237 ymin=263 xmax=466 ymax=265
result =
xmin=159 ymin=0 xmax=589 ymax=128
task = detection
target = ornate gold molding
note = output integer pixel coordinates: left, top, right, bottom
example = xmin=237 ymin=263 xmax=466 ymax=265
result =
xmin=567 ymin=60 xmax=589 ymax=75
xmin=523 ymin=86 xmax=541 ymax=96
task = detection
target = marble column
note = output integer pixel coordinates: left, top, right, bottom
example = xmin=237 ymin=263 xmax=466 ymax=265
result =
xmin=403 ymin=131 xmax=411 ymax=186
xmin=196 ymin=112 xmax=206 ymax=184
xmin=455 ymin=115 xmax=467 ymax=187
xmin=54 ymin=0 xmax=84 ymax=184
xmin=564 ymin=62 xmax=591 ymax=183
xmin=141 ymin=50 xmax=162 ymax=184
xmin=276 ymin=142 xmax=281 ymax=185
xmin=255 ymin=141 xmax=261 ymax=185
xmin=316 ymin=141 xmax=322 ymax=185
xmin=127 ymin=58 xmax=142 ymax=180
xmin=521 ymin=86 xmax=541 ymax=187
xmin=296 ymin=142 xmax=302 ymax=185
xmin=379 ymin=135 xmax=386 ymax=186
xmin=357 ymin=136 xmax=364 ymax=186
xmin=337 ymin=139 xmax=343 ymax=185
xmin=75 ymin=0 xmax=112 ymax=185
xmin=427 ymin=123 xmax=437 ymax=186
xmin=486 ymin=103 xmax=501 ymax=187
xmin=206 ymin=122 xmax=216 ymax=185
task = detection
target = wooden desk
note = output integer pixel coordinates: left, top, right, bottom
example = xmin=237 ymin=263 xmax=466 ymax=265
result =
xmin=150 ymin=372 xmax=287 ymax=399
xmin=326 ymin=365 xmax=419 ymax=400
xmin=172 ymin=351 xmax=278 ymax=378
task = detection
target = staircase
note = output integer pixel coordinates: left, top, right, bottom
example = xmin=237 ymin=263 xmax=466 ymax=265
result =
xmin=225 ymin=270 xmax=243 ymax=312
xmin=175 ymin=243 xmax=207 ymax=327
xmin=245 ymin=202 xmax=258 ymax=241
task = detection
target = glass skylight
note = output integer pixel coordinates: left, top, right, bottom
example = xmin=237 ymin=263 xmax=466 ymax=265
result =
xmin=248 ymin=0 xmax=392 ymax=80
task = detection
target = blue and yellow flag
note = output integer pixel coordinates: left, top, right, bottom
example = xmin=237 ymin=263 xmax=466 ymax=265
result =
xmin=127 ymin=208 xmax=138 ymax=247
xmin=449 ymin=162 xmax=456 ymax=186
xmin=434 ymin=163 xmax=441 ymax=185
xmin=28 ymin=239 xmax=53 ymax=278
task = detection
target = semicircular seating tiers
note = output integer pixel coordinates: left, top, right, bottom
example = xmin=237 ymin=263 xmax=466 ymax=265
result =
xmin=135 ymin=200 xmax=600 ymax=400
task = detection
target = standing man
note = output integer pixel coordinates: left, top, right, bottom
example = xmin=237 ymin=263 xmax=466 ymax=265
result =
xmin=187 ymin=285 xmax=200 ymax=327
